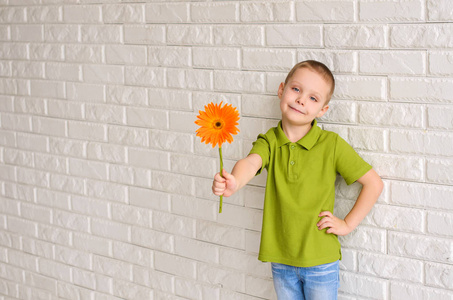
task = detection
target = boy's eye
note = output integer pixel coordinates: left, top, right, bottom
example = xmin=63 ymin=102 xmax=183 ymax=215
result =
xmin=310 ymin=96 xmax=317 ymax=102
xmin=292 ymin=87 xmax=300 ymax=92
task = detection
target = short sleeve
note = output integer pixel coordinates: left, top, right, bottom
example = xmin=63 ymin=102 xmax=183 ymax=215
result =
xmin=335 ymin=135 xmax=372 ymax=185
xmin=248 ymin=134 xmax=271 ymax=175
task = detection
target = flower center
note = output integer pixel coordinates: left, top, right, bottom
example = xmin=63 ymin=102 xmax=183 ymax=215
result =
xmin=213 ymin=120 xmax=224 ymax=130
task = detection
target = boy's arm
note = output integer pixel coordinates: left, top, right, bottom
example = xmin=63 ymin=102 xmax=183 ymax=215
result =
xmin=212 ymin=153 xmax=262 ymax=198
xmin=317 ymin=168 xmax=383 ymax=236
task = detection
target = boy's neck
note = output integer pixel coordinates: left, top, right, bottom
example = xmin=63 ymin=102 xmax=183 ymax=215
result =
xmin=281 ymin=120 xmax=313 ymax=143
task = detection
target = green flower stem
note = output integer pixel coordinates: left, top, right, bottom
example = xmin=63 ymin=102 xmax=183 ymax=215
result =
xmin=219 ymin=146 xmax=223 ymax=213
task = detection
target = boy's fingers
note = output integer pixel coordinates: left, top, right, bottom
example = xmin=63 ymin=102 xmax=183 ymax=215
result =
xmin=214 ymin=172 xmax=226 ymax=182
xmin=222 ymin=169 xmax=233 ymax=180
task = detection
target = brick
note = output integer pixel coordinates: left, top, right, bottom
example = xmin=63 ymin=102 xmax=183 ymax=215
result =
xmin=68 ymin=121 xmax=106 ymax=142
xmin=11 ymin=61 xmax=44 ymax=79
xmin=193 ymin=47 xmax=238 ymax=69
xmin=425 ymin=262 xmax=453 ymax=289
xmin=167 ymin=68 xmax=212 ymax=91
xmin=4 ymin=148 xmax=33 ymax=168
xmin=86 ymin=103 xmax=125 ymax=125
xmin=73 ymin=268 xmax=96 ymax=290
xmin=427 ymin=0 xmax=453 ymax=21
xmin=240 ymin=1 xmax=293 ymax=23
xmin=54 ymin=209 xmax=89 ymax=233
xmin=20 ymin=203 xmax=52 ymax=224
xmin=360 ymin=0 xmax=423 ymax=21
xmin=151 ymin=170 xmax=195 ymax=196
xmin=171 ymin=195 xmax=217 ymax=221
xmin=365 ymin=203 xmax=424 ymax=233
xmin=242 ymin=94 xmax=280 ymax=119
xmin=132 ymin=227 xmax=174 ymax=253
xmin=325 ymin=25 xmax=387 ymax=49
xmin=30 ymin=80 xmax=65 ymax=99
xmin=220 ymin=248 xmax=271 ymax=277
xmin=11 ymin=25 xmax=43 ymax=42
xmin=17 ymin=167 xmax=49 ymax=188
xmin=72 ymin=195 xmax=109 ymax=219
xmin=106 ymin=45 xmax=147 ymax=65
xmin=49 ymin=137 xmax=86 ymax=158
xmin=69 ymin=158 xmax=108 ymax=181
xmin=92 ymin=218 xmax=130 ymax=242
xmin=340 ymin=271 xmax=388 ymax=299
xmin=50 ymin=173 xmax=84 ymax=195
xmin=93 ymin=255 xmax=132 ymax=281
xmin=266 ymin=24 xmax=321 ymax=47
xmin=427 ymin=159 xmax=453 ymax=185
xmin=124 ymin=25 xmax=165 ymax=45
xmin=107 ymin=85 xmax=148 ymax=106
xmin=0 ymin=43 xmax=27 ymax=60
xmin=390 ymin=282 xmax=453 ymax=300
xmin=44 ymin=24 xmax=79 ymax=43
xmin=390 ymin=24 xmax=453 ymax=49
xmin=243 ymin=48 xmax=295 ymax=71
xmin=215 ymin=70 xmax=264 ymax=93
xmin=129 ymin=186 xmax=170 ymax=212
xmin=87 ymin=142 xmax=127 ymax=163
xmin=390 ymin=77 xmax=453 ymax=103
xmin=169 ymin=111 xmax=198 ymax=133
xmin=0 ymin=7 xmax=26 ymax=23
xmin=149 ymin=129 xmax=194 ymax=153
xmin=389 ymin=231 xmax=453 ymax=263
xmin=16 ymin=132 xmax=47 ymax=152
xmin=359 ymin=51 xmax=426 ymax=75
xmin=47 ymin=99 xmax=84 ymax=120
xmin=81 ymin=25 xmax=121 ymax=43
xmin=320 ymin=101 xmax=357 ymax=125
xmin=335 ymin=76 xmax=386 ymax=101
xmin=46 ymin=62 xmax=81 ymax=82
xmin=103 ymin=3 xmax=144 ymax=24
xmin=83 ymin=64 xmax=124 ymax=84
xmin=175 ymin=277 xmax=219 ymax=299
xmin=197 ymin=219 xmax=245 ymax=250
xmin=198 ymin=262 xmax=245 ymax=292
xmin=298 ymin=50 xmax=357 ymax=73
xmin=175 ymin=236 xmax=219 ymax=264
xmin=27 ymin=5 xmax=61 ymax=23
xmin=111 ymin=203 xmax=151 ymax=228
xmin=217 ymin=204 xmax=263 ymax=231
xmin=149 ymin=46 xmax=191 ymax=67
xmin=126 ymin=107 xmax=168 ymax=129
xmin=149 ymin=88 xmax=192 ymax=111
xmin=153 ymin=211 xmax=195 ymax=238
xmin=125 ymin=66 xmax=165 ymax=87
xmin=29 ymin=43 xmax=62 ymax=61
xmin=108 ymin=125 xmax=149 ymax=147
xmin=85 ymin=180 xmax=127 ymax=203
xmin=145 ymin=3 xmax=189 ymax=23
xmin=358 ymin=103 xmax=423 ymax=128
xmin=7 ymin=216 xmax=37 ymax=238
xmin=38 ymin=223 xmax=71 ymax=246
xmin=296 ymin=0 xmax=355 ymax=22
xmin=429 ymin=51 xmax=453 ymax=75
xmin=67 ymin=82 xmax=105 ymax=103
xmin=427 ymin=105 xmax=453 ymax=130
xmin=65 ymin=44 xmax=103 ymax=64
xmin=427 ymin=211 xmax=453 ymax=238
xmin=359 ymin=252 xmax=423 ymax=283
xmin=63 ymin=5 xmax=101 ymax=23
xmin=191 ymin=2 xmax=237 ymax=23
xmin=34 ymin=153 xmax=67 ymax=174
xmin=113 ymin=242 xmax=152 ymax=268
xmin=390 ymin=130 xmax=453 ymax=156
xmin=365 ymin=152 xmax=423 ymax=181
xmin=214 ymin=25 xmax=263 ymax=46
xmin=36 ymin=188 xmax=70 ymax=210
xmin=168 ymin=25 xmax=211 ymax=45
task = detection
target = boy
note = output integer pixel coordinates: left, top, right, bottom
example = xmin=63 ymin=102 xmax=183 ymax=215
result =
xmin=212 ymin=60 xmax=383 ymax=299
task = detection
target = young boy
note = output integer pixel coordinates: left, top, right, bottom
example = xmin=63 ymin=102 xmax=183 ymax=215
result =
xmin=212 ymin=60 xmax=383 ymax=299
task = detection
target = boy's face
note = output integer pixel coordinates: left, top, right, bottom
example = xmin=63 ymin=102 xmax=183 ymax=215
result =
xmin=278 ymin=67 xmax=330 ymax=128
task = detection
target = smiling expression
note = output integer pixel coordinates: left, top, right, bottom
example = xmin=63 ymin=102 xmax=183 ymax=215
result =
xmin=278 ymin=67 xmax=331 ymax=128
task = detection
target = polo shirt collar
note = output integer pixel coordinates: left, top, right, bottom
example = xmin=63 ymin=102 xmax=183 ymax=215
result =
xmin=276 ymin=120 xmax=321 ymax=150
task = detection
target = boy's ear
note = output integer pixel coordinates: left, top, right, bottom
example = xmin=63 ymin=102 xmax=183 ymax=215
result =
xmin=278 ymin=82 xmax=284 ymax=99
xmin=316 ymin=104 xmax=329 ymax=118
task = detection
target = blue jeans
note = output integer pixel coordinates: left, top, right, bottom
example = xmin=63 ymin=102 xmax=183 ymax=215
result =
xmin=271 ymin=261 xmax=339 ymax=300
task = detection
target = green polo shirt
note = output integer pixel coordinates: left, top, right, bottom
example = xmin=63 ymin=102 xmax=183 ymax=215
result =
xmin=249 ymin=120 xmax=372 ymax=267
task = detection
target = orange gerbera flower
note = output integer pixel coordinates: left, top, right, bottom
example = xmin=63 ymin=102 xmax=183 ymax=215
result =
xmin=195 ymin=102 xmax=240 ymax=148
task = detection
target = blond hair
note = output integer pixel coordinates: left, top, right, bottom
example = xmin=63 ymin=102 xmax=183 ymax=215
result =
xmin=284 ymin=60 xmax=335 ymax=104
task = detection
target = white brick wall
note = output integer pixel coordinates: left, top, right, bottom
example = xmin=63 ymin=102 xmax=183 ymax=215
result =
xmin=0 ymin=0 xmax=452 ymax=299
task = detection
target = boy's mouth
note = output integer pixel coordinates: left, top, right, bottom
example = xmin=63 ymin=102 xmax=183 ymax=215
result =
xmin=289 ymin=106 xmax=304 ymax=114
